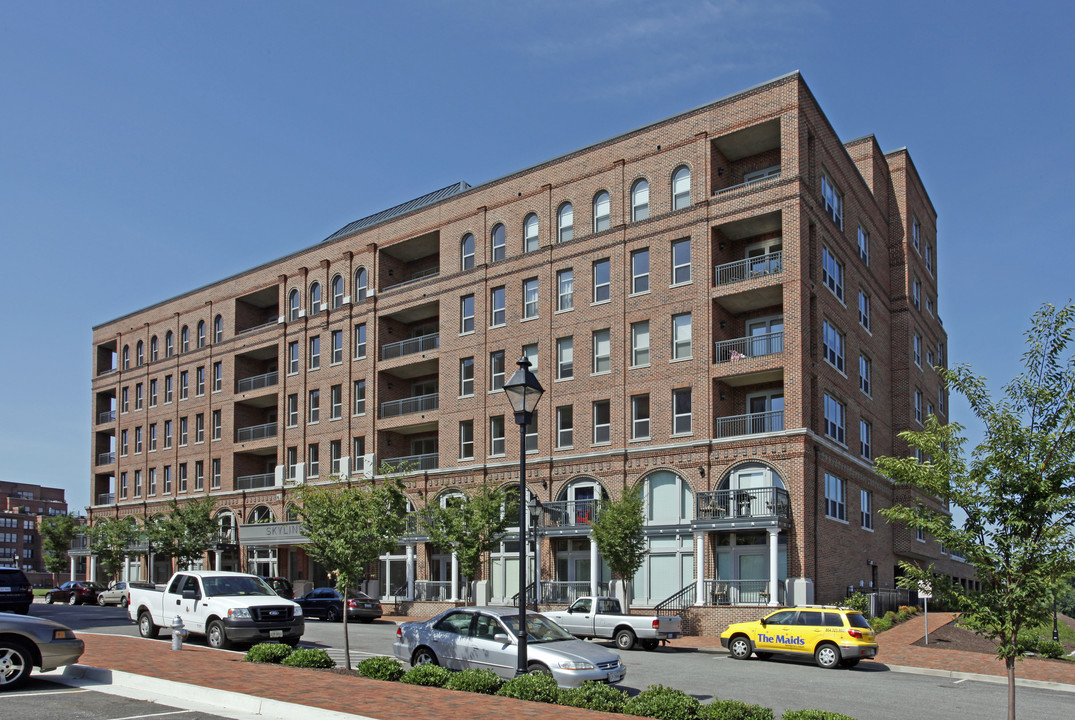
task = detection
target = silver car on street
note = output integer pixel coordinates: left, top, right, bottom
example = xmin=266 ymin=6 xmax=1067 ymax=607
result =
xmin=393 ymin=606 xmax=626 ymax=688
xmin=0 ymin=613 xmax=85 ymax=690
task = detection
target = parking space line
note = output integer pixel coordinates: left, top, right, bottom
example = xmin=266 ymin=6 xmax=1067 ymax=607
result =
xmin=107 ymin=711 xmax=196 ymax=720
xmin=1 ymin=688 xmax=90 ymax=699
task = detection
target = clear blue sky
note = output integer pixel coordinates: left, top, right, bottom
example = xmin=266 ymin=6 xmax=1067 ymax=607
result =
xmin=2 ymin=2 xmax=1071 ymax=512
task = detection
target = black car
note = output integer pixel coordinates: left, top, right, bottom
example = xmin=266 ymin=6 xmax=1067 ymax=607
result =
xmin=261 ymin=576 xmax=294 ymax=600
xmin=295 ymin=588 xmax=382 ymax=623
xmin=0 ymin=568 xmax=33 ymax=614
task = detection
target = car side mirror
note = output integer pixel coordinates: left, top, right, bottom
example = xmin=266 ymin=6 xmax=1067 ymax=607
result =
xmin=182 ymin=589 xmax=200 ymax=601
xmin=493 ymin=633 xmax=511 ymax=644
xmin=759 ymin=618 xmax=767 ymax=627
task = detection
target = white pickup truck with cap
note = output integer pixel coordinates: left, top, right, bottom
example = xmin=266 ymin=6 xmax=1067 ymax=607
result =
xmin=542 ymin=596 xmax=682 ymax=650
xmin=127 ymin=570 xmax=304 ymax=649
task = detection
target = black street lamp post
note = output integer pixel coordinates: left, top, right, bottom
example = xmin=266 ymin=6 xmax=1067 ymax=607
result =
xmin=503 ymin=356 xmax=544 ymax=676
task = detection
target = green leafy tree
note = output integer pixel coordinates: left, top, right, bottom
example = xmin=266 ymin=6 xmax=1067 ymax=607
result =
xmin=425 ymin=481 xmax=514 ymax=604
xmin=876 ymin=303 xmax=1075 ymax=720
xmin=296 ymin=462 xmax=410 ymax=669
xmin=88 ymin=515 xmax=141 ymax=582
xmin=589 ymin=490 xmax=646 ymax=612
xmin=40 ymin=514 xmax=79 ymax=585
xmin=146 ymin=498 xmax=218 ymax=571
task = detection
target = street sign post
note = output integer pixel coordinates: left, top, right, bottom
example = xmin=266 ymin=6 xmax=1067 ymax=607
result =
xmin=918 ymin=582 xmax=933 ymax=644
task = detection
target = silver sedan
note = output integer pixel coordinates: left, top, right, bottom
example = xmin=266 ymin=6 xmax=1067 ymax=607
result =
xmin=393 ymin=606 xmax=626 ymax=688
xmin=0 ymin=613 xmax=85 ymax=691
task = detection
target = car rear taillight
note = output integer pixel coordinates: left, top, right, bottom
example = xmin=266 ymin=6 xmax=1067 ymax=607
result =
xmin=375 ymin=604 xmax=382 ymax=611
xmin=847 ymin=629 xmax=863 ymax=639
xmin=652 ymin=619 xmax=660 ymax=629
xmin=348 ymin=600 xmax=357 ymax=608
xmin=396 ymin=626 xmax=402 ymax=639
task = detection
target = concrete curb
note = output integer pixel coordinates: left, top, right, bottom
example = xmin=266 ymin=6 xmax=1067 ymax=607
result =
xmin=45 ymin=664 xmax=377 ymax=720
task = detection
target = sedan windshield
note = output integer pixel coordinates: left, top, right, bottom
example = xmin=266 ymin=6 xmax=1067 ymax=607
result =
xmin=202 ymin=576 xmax=276 ymax=597
xmin=500 ymin=614 xmax=575 ymax=643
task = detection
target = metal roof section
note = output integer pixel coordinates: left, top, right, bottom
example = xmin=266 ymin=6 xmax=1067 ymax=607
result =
xmin=322 ymin=181 xmax=472 ymax=244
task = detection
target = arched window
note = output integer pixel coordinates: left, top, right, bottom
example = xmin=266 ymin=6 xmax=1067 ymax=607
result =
xmin=180 ymin=326 xmax=190 ymax=353
xmin=523 ymin=213 xmax=539 ymax=253
xmin=490 ymin=223 xmax=506 ymax=262
xmin=285 ymin=504 xmax=300 ymax=522
xmin=593 ymin=191 xmax=610 ymax=232
xmin=122 ymin=345 xmax=130 ymax=370
xmin=460 ymin=234 xmax=475 ymax=270
xmin=309 ymin=282 xmax=322 ymax=315
xmin=672 ymin=166 xmax=691 ymax=210
xmin=213 ymin=314 xmax=223 ymax=343
xmin=288 ymin=289 xmax=300 ymax=321
xmin=165 ymin=331 xmax=174 ymax=358
xmin=150 ymin=336 xmax=158 ymax=362
xmin=631 ymin=179 xmax=650 ymax=221
xmin=638 ymin=469 xmax=693 ymax=525
xmin=135 ymin=340 xmax=144 ymax=366
xmin=354 ymin=268 xmax=368 ymax=301
xmin=714 ymin=463 xmax=786 ymax=518
xmin=196 ymin=320 xmax=206 ymax=348
xmin=248 ymin=505 xmax=275 ymax=524
xmin=437 ymin=489 xmax=466 ymax=510
xmin=331 ymin=275 xmax=344 ymax=308
xmin=557 ymin=478 xmax=609 ymax=527
xmin=216 ymin=510 xmax=236 ymax=544
xmin=557 ymin=203 xmax=573 ymax=243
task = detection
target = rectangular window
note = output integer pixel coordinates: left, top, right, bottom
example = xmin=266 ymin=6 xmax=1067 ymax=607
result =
xmin=134 ymin=426 xmax=143 ymax=453
xmin=914 ymin=389 xmax=923 ymax=423
xmin=330 ymin=384 xmax=342 ymax=419
xmin=859 ymin=291 xmax=870 ymax=331
xmin=912 ymin=216 xmax=921 ymax=252
xmin=288 ymin=342 xmax=299 ymax=374
xmin=631 ymin=394 xmax=650 ymax=439
xmin=353 ymin=437 xmax=365 ymax=472
xmin=489 ymin=350 xmax=505 ymax=391
xmin=213 ymin=362 xmax=222 ymax=392
xmin=492 ymin=226 xmax=506 ymax=262
xmin=821 ymin=173 xmax=843 ymax=229
xmin=939 ymin=386 xmax=946 ymax=414
xmin=354 ymin=323 xmax=367 ymax=359
xmin=353 ymin=380 xmax=366 ymax=415
xmin=149 ymin=423 xmax=157 ymax=451
xmin=286 ymin=447 xmax=297 ymax=479
xmin=523 ymin=278 xmax=539 ymax=319
xmin=178 ymin=463 xmax=187 ymax=492
xmin=557 ymin=269 xmax=574 ymax=311
xmin=196 ymin=367 xmax=205 ymax=395
xmin=925 ymin=243 xmax=934 ymax=274
xmin=459 ymin=420 xmax=474 ymax=459
xmin=331 ymin=330 xmax=343 ymax=364
xmin=194 ymin=461 xmax=204 ymax=491
xmin=164 ymin=375 xmax=173 ymax=403
xmin=522 ymin=343 xmax=538 ymax=373
xmin=672 ymin=313 xmax=692 ymax=359
xmin=309 ymin=389 xmax=320 ymax=423
xmin=631 ymin=320 xmax=650 ymax=366
xmin=860 ymin=354 xmax=872 ymax=396
xmin=490 ymin=287 xmax=506 ymax=326
xmin=135 ymin=383 xmax=143 ymax=409
xmin=164 ymin=420 xmax=172 ymax=449
xmin=330 ymin=440 xmax=342 ymax=474
xmin=163 ymin=466 xmax=172 ymax=494
xmin=121 ymin=386 xmax=129 ymax=412
xmin=134 ymin=470 xmax=142 ymax=497
xmin=912 ymin=278 xmax=921 ymax=310
xmin=594 ymin=192 xmax=610 ymax=231
xmin=309 ymin=336 xmax=320 ymax=370
xmin=593 ymin=259 xmax=610 ymax=303
xmin=673 ymin=387 xmax=692 ymax=435
xmin=824 ymin=393 xmax=846 ymax=444
xmin=593 ymin=400 xmax=611 ymax=444
xmin=860 ymin=420 xmax=872 ymax=460
xmin=631 ymin=248 xmax=650 ymax=294
xmin=858 ymin=226 xmax=869 ymax=265
xmin=211 ymin=458 xmax=220 ymax=489
xmin=195 ymin=413 xmax=204 ymax=443
xmin=460 ymin=295 xmax=474 ymax=333
xmin=459 ymin=357 xmax=474 ymax=396
xmin=592 ymin=329 xmax=610 ymax=374
xmin=822 ymin=321 xmax=845 ymax=372
xmin=489 ymin=415 xmax=505 ymax=456
xmin=556 ymin=405 xmax=573 ymax=448
xmin=822 ymin=247 xmax=844 ymax=301
xmin=149 ymin=379 xmax=157 ymax=407
xmin=179 ymin=372 xmax=188 ymax=399
xmin=308 ymin=444 xmax=319 ymax=477
xmin=212 ymin=410 xmax=221 ymax=440
xmin=557 ymin=337 xmax=573 ymax=379
xmin=148 ymin=468 xmax=156 ymax=496
xmin=825 ymin=473 xmax=846 ymax=521
xmin=671 ymin=238 xmax=691 ymax=284
xmin=525 ymin=411 xmax=538 ymax=453
xmin=913 ymin=333 xmax=922 ymax=367
xmin=120 ymin=472 xmax=128 ymax=499
xmin=179 ymin=417 xmax=188 ymax=446
xmin=916 ymin=527 xmax=925 ymax=542
xmin=287 ymin=394 xmax=298 ymax=426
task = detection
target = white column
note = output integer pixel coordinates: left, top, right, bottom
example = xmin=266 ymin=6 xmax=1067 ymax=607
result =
xmin=767 ymin=528 xmax=780 ymax=606
xmin=533 ymin=536 xmax=542 ymax=605
xmin=450 ymin=551 xmax=459 ymax=602
xmin=694 ymin=532 xmax=705 ymax=606
xmin=215 ymin=550 xmax=223 ymax=571
xmin=89 ymin=555 xmax=97 ymax=583
xmin=405 ymin=544 xmax=415 ymax=601
xmin=124 ymin=556 xmax=131 ymax=582
xmin=589 ymin=536 xmax=599 ymax=597
xmin=69 ymin=555 xmax=76 ymax=581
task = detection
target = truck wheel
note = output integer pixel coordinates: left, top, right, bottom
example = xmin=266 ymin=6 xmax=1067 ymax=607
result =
xmin=615 ymin=628 xmax=636 ymax=651
xmin=728 ymin=634 xmax=752 ymax=660
xmin=641 ymin=639 xmax=660 ymax=651
xmin=207 ymin=620 xmax=232 ymax=650
xmin=814 ymin=643 xmax=840 ymax=669
xmin=138 ymin=611 xmax=160 ymax=639
xmin=0 ymin=640 xmax=33 ymax=691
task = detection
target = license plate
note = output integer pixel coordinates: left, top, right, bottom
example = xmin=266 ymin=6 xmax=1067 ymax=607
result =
xmin=364 ymin=604 xmax=373 ymax=608
xmin=270 ymin=630 xmax=283 ymax=638
xmin=0 ymin=587 xmax=10 ymax=592
xmin=608 ymin=671 xmax=623 ymax=683
xmin=666 ymin=633 xmax=679 ymax=639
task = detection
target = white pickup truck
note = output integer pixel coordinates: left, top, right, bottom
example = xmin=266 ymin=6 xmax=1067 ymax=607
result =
xmin=542 ymin=596 xmax=682 ymax=650
xmin=128 ymin=570 xmax=304 ymax=650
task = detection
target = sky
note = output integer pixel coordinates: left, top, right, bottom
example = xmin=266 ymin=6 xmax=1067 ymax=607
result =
xmin=1 ymin=1 xmax=1072 ymax=512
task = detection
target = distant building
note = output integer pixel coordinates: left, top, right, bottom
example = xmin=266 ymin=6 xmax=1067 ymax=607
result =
xmin=0 ymin=480 xmax=69 ymax=586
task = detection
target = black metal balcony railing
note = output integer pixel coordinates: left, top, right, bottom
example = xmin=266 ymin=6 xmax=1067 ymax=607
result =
xmin=714 ymin=250 xmax=783 ymax=286
xmin=236 ymin=473 xmax=276 ymax=490
xmin=387 ymin=452 xmax=438 ymax=471
xmin=97 ymin=410 xmax=116 ymax=424
xmin=696 ymin=486 xmax=790 ymax=521
xmin=237 ymin=371 xmax=278 ymax=393
xmin=715 ymin=331 xmax=784 ymax=363
xmin=70 ymin=535 xmax=89 ymax=551
xmin=704 ymin=578 xmax=784 ymax=606
xmin=381 ymin=332 xmax=439 ymax=361
xmin=541 ymin=581 xmax=610 ymax=604
xmin=380 ymin=392 xmax=438 ymax=419
xmin=96 ymin=452 xmax=115 ymax=466
xmin=236 ymin=422 xmax=277 ymax=442
xmin=96 ymin=493 xmax=115 ymax=506
xmin=715 ymin=410 xmax=784 ymax=438
xmin=538 ymin=499 xmax=602 ymax=529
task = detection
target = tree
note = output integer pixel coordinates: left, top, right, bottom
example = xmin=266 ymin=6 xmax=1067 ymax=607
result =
xmin=876 ymin=302 xmax=1075 ymax=720
xmin=146 ymin=498 xmax=217 ymax=571
xmin=296 ymin=463 xmax=409 ymax=669
xmin=88 ymin=515 xmax=140 ymax=582
xmin=424 ymin=481 xmax=514 ymax=604
xmin=589 ymin=490 xmax=646 ymax=612
xmin=39 ymin=514 xmax=79 ymax=586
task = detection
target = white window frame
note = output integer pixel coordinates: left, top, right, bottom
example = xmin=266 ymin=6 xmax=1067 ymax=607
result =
xmin=631 ymin=248 xmax=650 ymax=294
xmin=490 ymin=287 xmax=506 ymax=326
xmin=631 ymin=320 xmax=650 ymax=367
xmin=460 ymin=294 xmax=475 ymax=334
xmin=858 ymin=226 xmax=869 ymax=265
xmin=461 ymin=233 xmax=475 ymax=270
xmin=459 ymin=357 xmax=474 ymax=397
xmin=821 ymin=173 xmax=843 ymax=229
xmin=287 ymin=342 xmax=298 ymax=374
xmin=522 ymin=278 xmax=539 ymax=320
xmin=459 ymin=421 xmax=474 ymax=460
xmin=860 ymin=354 xmax=872 ymax=396
xmin=631 ymin=394 xmax=650 ymax=440
xmin=631 ymin=179 xmax=649 ymax=221
xmin=557 ymin=202 xmax=573 ymax=243
xmin=354 ymin=323 xmax=366 ymax=359
xmin=593 ymin=259 xmax=610 ymax=303
xmin=593 ymin=190 xmax=610 ymax=232
xmin=672 ymin=312 xmax=692 ymax=360
xmin=915 ymin=389 xmax=923 ymax=424
xmin=592 ymin=329 xmax=610 ymax=374
xmin=490 ymin=350 xmax=505 ymax=391
xmin=671 ymin=238 xmax=691 ymax=285
xmin=822 ymin=247 xmax=844 ymax=301
xmin=556 ymin=405 xmax=573 ymax=449
xmin=331 ymin=275 xmax=344 ymax=308
xmin=330 ymin=385 xmax=342 ymax=419
xmin=354 ymin=267 xmax=368 ymax=301
xmin=331 ymin=330 xmax=343 ymax=364
xmin=523 ymin=213 xmax=539 ymax=253
xmin=489 ymin=416 xmax=505 ymax=456
xmin=859 ymin=290 xmax=871 ymax=331
xmin=860 ymin=420 xmax=872 ymax=461
xmin=557 ymin=269 xmax=574 ymax=311
xmin=672 ymin=165 xmax=690 ymax=210
xmin=556 ymin=336 xmax=573 ymax=380
xmin=672 ymin=387 xmax=692 ymax=435
xmin=592 ymin=400 xmax=611 ymax=444
xmin=825 ymin=473 xmax=846 ymax=521
xmin=353 ymin=380 xmax=366 ymax=416
xmin=824 ymin=393 xmax=846 ymax=444
xmin=914 ymin=334 xmax=922 ymax=367
xmin=309 ymin=336 xmax=320 ymax=370
xmin=491 ymin=223 xmax=506 ymax=262
xmin=822 ymin=321 xmax=845 ymax=372
xmin=308 ymin=389 xmax=320 ymax=423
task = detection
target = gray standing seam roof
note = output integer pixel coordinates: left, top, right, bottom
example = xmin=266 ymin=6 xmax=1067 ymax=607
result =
xmin=322 ymin=181 xmax=472 ymax=243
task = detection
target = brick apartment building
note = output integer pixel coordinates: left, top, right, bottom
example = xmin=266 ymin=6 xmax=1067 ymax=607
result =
xmin=88 ymin=72 xmax=973 ymax=628
xmin=0 ymin=481 xmax=69 ymax=586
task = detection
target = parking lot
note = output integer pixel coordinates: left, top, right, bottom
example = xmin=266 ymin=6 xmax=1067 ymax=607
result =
xmin=3 ymin=680 xmax=238 ymax=720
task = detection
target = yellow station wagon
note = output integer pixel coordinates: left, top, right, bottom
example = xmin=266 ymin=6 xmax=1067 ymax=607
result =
xmin=720 ymin=606 xmax=878 ymax=669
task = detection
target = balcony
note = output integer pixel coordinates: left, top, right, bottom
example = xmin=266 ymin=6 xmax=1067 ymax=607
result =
xmin=383 ymin=266 xmax=440 ymax=293
xmin=714 ymin=251 xmax=783 ymax=287
xmin=713 ymin=170 xmax=781 ymax=197
xmin=96 ymin=493 xmax=115 ymax=506
xmin=696 ymin=487 xmax=789 ymax=523
xmin=714 ymin=331 xmax=784 ymax=363
xmin=413 ymin=580 xmax=451 ymax=601
xmin=236 ymin=422 xmax=277 ymax=443
xmin=715 ymin=410 xmax=784 ymax=438
xmin=541 ymin=581 xmax=611 ymax=605
xmin=70 ymin=535 xmax=89 ymax=551
xmin=97 ymin=410 xmax=116 ymax=424
xmin=237 ymin=371 xmax=278 ymax=394
xmin=386 ymin=452 xmax=438 ymax=472
xmin=215 ymin=527 xmax=238 ymax=547
xmin=382 ymin=332 xmax=439 ymax=361
xmin=538 ymin=500 xmax=602 ymax=530
xmin=702 ymin=578 xmax=785 ymax=606
xmin=96 ymin=452 xmax=115 ymax=466
xmin=380 ymin=392 xmax=438 ymax=419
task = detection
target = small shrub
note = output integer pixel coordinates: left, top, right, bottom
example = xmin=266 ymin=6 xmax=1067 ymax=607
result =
xmin=356 ymin=655 xmax=405 ymax=681
xmin=559 ymin=681 xmax=629 ymax=713
xmin=445 ymin=668 xmax=503 ymax=694
xmin=623 ymin=684 xmax=701 ymax=720
xmin=243 ymin=642 xmax=294 ymax=664
xmin=495 ymin=672 xmax=561 ymax=703
xmin=1016 ymin=630 xmax=1040 ymax=654
xmin=895 ymin=608 xmax=913 ymax=623
xmin=280 ymin=648 xmax=335 ymax=669
xmin=843 ymin=593 xmax=870 ymax=615
xmin=883 ymin=610 xmax=897 ymax=623
xmin=781 ymin=710 xmax=858 ymax=720
xmin=870 ymin=617 xmax=892 ymax=633
xmin=1037 ymin=640 xmax=1065 ymax=659
xmin=699 ymin=698 xmax=774 ymax=720
xmin=401 ymin=663 xmax=451 ymax=687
